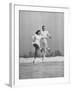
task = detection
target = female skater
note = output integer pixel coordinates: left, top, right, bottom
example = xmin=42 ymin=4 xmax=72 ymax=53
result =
xmin=32 ymin=30 xmax=42 ymax=63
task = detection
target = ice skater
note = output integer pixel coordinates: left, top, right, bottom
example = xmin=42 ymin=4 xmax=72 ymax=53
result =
xmin=40 ymin=25 xmax=52 ymax=61
xmin=32 ymin=30 xmax=42 ymax=63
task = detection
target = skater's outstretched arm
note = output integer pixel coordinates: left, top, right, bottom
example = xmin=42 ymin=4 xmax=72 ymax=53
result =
xmin=47 ymin=31 xmax=52 ymax=39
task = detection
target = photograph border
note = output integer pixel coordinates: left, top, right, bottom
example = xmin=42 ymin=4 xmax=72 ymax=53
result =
xmin=9 ymin=3 xmax=70 ymax=87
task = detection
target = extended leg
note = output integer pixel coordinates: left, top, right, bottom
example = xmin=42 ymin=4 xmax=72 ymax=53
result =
xmin=42 ymin=48 xmax=46 ymax=62
xmin=33 ymin=47 xmax=39 ymax=63
xmin=33 ymin=47 xmax=36 ymax=63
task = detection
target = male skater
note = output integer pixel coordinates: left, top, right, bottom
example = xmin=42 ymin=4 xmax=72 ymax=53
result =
xmin=41 ymin=25 xmax=52 ymax=61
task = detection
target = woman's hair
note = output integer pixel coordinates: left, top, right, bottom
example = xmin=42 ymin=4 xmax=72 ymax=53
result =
xmin=35 ymin=30 xmax=40 ymax=35
xmin=42 ymin=25 xmax=45 ymax=29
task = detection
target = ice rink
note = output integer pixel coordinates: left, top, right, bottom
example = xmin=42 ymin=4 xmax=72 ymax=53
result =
xmin=19 ymin=56 xmax=64 ymax=79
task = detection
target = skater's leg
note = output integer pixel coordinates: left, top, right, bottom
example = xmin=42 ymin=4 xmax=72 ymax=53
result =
xmin=42 ymin=48 xmax=46 ymax=62
xmin=33 ymin=47 xmax=37 ymax=63
xmin=46 ymin=47 xmax=51 ymax=52
xmin=33 ymin=46 xmax=39 ymax=63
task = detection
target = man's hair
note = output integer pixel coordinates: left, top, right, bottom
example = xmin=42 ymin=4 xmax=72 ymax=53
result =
xmin=42 ymin=25 xmax=45 ymax=29
xmin=35 ymin=30 xmax=40 ymax=35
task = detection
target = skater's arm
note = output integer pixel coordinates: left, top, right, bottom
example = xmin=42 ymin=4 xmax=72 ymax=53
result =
xmin=47 ymin=31 xmax=52 ymax=39
xmin=32 ymin=35 xmax=36 ymax=42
